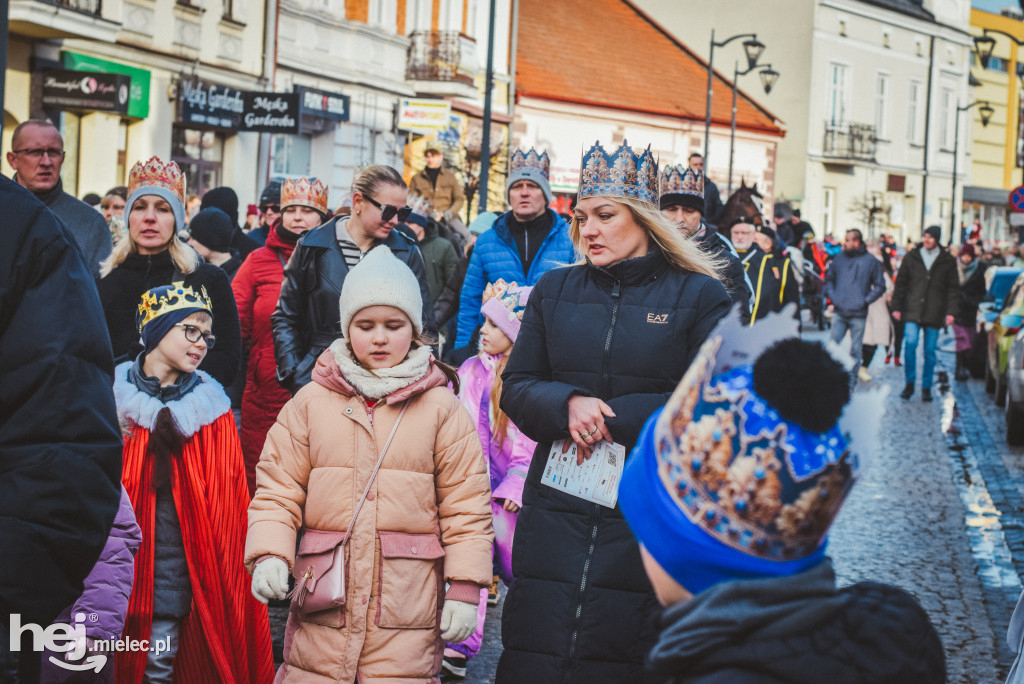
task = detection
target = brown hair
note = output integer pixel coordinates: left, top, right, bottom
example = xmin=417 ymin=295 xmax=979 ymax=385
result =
xmin=352 ymin=165 xmax=407 ymax=199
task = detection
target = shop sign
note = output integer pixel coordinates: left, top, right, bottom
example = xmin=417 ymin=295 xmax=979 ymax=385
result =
xmin=297 ymin=86 xmax=349 ymax=122
xmin=62 ymin=51 xmax=151 ymax=119
xmin=40 ymin=70 xmax=131 ymax=115
xmin=178 ymin=78 xmax=244 ymax=129
xmin=240 ymin=92 xmax=300 ymax=133
xmin=549 ymin=167 xmax=581 ymax=193
xmin=398 ymin=99 xmax=452 ymax=132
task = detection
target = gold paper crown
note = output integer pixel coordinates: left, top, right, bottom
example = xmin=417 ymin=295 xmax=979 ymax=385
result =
xmin=281 ymin=176 xmax=328 ymax=214
xmin=660 ymin=165 xmax=703 ymax=199
xmin=578 ymin=141 xmax=659 ymax=204
xmin=509 ymin=148 xmax=550 ymax=179
xmin=137 ymin=281 xmax=213 ymax=333
xmin=128 ymin=157 xmax=185 ymax=205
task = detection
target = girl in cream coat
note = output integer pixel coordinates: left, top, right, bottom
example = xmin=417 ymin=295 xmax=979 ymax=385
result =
xmin=245 ymin=247 xmax=494 ymax=683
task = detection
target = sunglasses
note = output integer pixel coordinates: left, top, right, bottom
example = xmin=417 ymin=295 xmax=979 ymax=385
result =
xmin=362 ymin=195 xmax=412 ymax=222
xmin=260 ymin=205 xmax=281 ymax=214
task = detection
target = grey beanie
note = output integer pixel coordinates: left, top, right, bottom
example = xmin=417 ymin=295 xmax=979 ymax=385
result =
xmin=507 ymin=167 xmax=552 ymax=205
xmin=338 ymin=246 xmax=423 ymax=337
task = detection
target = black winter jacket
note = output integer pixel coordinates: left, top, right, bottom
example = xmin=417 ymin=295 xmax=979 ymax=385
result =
xmin=648 ymin=560 xmax=945 ymax=683
xmin=271 ymin=216 xmax=436 ymax=394
xmin=892 ymin=246 xmax=959 ymax=327
xmin=496 ymin=250 xmax=731 ymax=684
xmin=0 ymin=177 xmax=123 ymax=628
xmin=696 ymin=222 xmax=752 ymax=320
xmin=96 ymin=250 xmax=243 ymax=387
xmin=954 ymin=262 xmax=989 ymax=326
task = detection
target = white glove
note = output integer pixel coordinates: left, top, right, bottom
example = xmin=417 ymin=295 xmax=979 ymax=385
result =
xmin=439 ymin=599 xmax=478 ymax=643
xmin=251 ymin=556 xmax=290 ymax=604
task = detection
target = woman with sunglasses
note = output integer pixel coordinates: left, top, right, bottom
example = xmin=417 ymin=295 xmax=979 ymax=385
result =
xmin=96 ymin=157 xmax=242 ymax=388
xmin=272 ymin=165 xmax=436 ymax=395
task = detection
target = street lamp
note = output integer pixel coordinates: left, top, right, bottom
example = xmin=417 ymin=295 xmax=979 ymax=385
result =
xmin=703 ymin=31 xmax=764 ymax=168
xmin=728 ymin=63 xmax=779 ymax=196
xmin=950 ymin=100 xmax=994 ymax=243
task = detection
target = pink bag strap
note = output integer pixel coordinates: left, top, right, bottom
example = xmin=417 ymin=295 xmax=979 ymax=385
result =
xmin=342 ymin=400 xmax=409 ymax=544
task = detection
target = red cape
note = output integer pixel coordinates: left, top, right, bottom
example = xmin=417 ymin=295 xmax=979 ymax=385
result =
xmin=117 ymin=412 xmax=274 ymax=683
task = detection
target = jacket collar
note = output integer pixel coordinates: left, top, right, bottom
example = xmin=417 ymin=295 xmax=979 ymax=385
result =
xmin=588 ymin=248 xmax=669 ymax=286
xmin=121 ymin=249 xmax=174 ymax=271
xmin=13 ymin=174 xmax=63 ymax=205
xmin=494 ymin=208 xmax=562 ymax=245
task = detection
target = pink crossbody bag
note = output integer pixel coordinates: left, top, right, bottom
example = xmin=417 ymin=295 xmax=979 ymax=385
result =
xmin=289 ymin=401 xmax=409 ymax=615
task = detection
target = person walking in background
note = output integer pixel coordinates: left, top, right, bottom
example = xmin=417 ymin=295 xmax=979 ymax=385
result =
xmin=101 ymin=186 xmax=128 ymax=243
xmin=444 ymin=280 xmax=538 ymax=680
xmin=456 ymin=148 xmax=575 ymax=349
xmin=246 ymin=248 xmax=493 ymax=682
xmin=730 ymin=217 xmax=783 ymax=323
xmin=6 ymin=119 xmax=112 ymax=274
xmin=96 ymin=157 xmax=242 ymax=387
xmin=403 ymin=196 xmax=460 ymax=303
xmin=186 ymin=208 xmax=243 ymax=280
xmin=115 ymin=283 xmax=273 ymax=683
xmin=496 ymin=141 xmax=730 ymax=684
xmin=410 ymin=143 xmax=468 ymax=237
xmin=953 ymin=243 xmax=988 ymax=381
xmin=822 ymin=228 xmax=886 ymax=390
xmin=272 ymin=165 xmax=435 ymax=394
xmin=617 ymin=317 xmax=945 ymax=683
xmin=250 ymin=179 xmax=282 ymax=247
xmin=892 ymin=226 xmax=959 ymax=401
xmin=232 ymin=176 xmax=328 ymax=494
xmin=858 ymin=241 xmax=894 ymax=383
xmin=200 ymin=186 xmax=260 ymax=260
xmin=0 ymin=176 xmax=123 ymax=681
xmin=685 ymin=152 xmax=722 ymax=225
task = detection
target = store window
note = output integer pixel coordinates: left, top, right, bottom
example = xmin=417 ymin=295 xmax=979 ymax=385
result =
xmin=270 ymin=134 xmax=311 ymax=177
xmin=172 ymin=126 xmax=224 ymax=196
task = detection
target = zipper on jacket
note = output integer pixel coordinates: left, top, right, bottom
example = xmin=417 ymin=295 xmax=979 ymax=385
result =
xmin=601 ymin=281 xmax=622 ymax=397
xmin=566 ymin=515 xmax=600 ymax=673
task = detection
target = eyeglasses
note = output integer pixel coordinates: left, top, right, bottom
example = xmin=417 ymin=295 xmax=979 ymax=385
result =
xmin=174 ymin=323 xmax=216 ymax=349
xmin=261 ymin=204 xmax=281 ymax=214
xmin=12 ymin=148 xmax=65 ymax=160
xmin=362 ymin=195 xmax=412 ymax=222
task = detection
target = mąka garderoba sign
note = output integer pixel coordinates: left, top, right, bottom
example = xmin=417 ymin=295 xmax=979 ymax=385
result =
xmin=240 ymin=92 xmax=300 ymax=134
xmin=177 ymin=78 xmax=244 ymax=129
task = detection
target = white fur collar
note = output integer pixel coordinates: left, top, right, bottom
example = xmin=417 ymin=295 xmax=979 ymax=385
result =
xmin=329 ymin=341 xmax=432 ymax=400
xmin=113 ymin=361 xmax=230 ymax=437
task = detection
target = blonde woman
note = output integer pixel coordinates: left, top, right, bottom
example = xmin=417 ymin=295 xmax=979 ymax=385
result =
xmin=96 ymin=157 xmax=241 ymax=386
xmin=496 ymin=142 xmax=731 ymax=684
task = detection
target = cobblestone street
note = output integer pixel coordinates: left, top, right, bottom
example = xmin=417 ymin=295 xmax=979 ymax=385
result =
xmin=461 ymin=328 xmax=1024 ymax=683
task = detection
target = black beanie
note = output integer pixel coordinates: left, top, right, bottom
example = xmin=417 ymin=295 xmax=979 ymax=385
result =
xmin=201 ymin=186 xmax=240 ymax=227
xmin=923 ymin=225 xmax=942 ymax=242
xmin=260 ymin=180 xmax=282 ymax=207
xmin=188 ymin=208 xmax=235 ymax=253
xmin=660 ymin=193 xmax=704 ymax=213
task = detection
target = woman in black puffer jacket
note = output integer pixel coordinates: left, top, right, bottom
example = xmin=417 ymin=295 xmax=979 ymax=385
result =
xmin=496 ymin=142 xmax=732 ymax=684
xmin=96 ymin=157 xmax=241 ymax=387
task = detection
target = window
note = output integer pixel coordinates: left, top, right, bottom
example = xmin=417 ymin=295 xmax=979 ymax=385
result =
xmin=940 ymin=86 xmax=956 ymax=150
xmin=907 ymin=79 xmax=922 ymax=144
xmin=822 ymin=187 xmax=836 ymax=237
xmin=405 ymin=0 xmax=430 ymax=32
xmin=270 ymin=134 xmax=311 ymax=177
xmin=875 ymin=73 xmax=890 ymax=139
xmin=172 ymin=127 xmax=224 ymax=197
xmin=826 ymin=63 xmax=849 ymax=126
xmin=438 ymin=0 xmax=461 ymax=32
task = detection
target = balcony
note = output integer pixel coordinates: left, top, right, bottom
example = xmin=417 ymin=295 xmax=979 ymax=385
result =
xmin=822 ymin=122 xmax=877 ymax=163
xmin=10 ymin=0 xmax=120 ymax=41
xmin=406 ymin=30 xmax=480 ymax=99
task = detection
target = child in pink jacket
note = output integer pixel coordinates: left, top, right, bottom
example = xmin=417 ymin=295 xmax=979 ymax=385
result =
xmin=444 ymin=280 xmax=537 ymax=679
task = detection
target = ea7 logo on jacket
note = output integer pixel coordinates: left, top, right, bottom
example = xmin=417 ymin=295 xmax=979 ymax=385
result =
xmin=646 ymin=313 xmax=669 ymax=324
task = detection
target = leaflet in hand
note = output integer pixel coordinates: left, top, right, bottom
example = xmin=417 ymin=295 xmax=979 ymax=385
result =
xmin=541 ymin=440 xmax=626 ymax=508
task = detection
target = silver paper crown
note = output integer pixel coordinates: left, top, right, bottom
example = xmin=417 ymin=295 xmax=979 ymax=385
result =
xmin=509 ymin=148 xmax=550 ymax=179
xmin=577 ymin=141 xmax=659 ymax=204
xmin=660 ymin=165 xmax=703 ymax=199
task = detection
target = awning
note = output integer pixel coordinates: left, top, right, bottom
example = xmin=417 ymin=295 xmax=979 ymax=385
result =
xmin=963 ymin=185 xmax=1010 ymax=206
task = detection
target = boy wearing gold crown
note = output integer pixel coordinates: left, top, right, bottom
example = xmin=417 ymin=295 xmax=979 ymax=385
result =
xmin=114 ymin=283 xmax=274 ymax=683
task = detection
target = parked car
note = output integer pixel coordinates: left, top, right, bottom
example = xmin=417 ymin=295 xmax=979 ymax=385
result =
xmin=972 ymin=267 xmax=1024 ymax=378
xmin=1006 ymin=328 xmax=1024 ymax=445
xmin=985 ymin=272 xmax=1024 ymax=406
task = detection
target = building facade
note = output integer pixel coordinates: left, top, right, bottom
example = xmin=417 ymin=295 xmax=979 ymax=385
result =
xmin=635 ymin=0 xmax=974 ymax=243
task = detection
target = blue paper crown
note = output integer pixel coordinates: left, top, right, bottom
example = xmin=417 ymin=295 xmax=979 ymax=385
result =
xmin=509 ymin=148 xmax=550 ymax=180
xmin=654 ymin=335 xmax=858 ymax=561
xmin=577 ymin=141 xmax=659 ymax=204
xmin=660 ymin=165 xmax=703 ymax=199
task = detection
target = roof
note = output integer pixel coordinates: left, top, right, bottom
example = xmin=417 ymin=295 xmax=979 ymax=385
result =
xmin=858 ymin=0 xmax=933 ymax=22
xmin=515 ymin=0 xmax=783 ymax=136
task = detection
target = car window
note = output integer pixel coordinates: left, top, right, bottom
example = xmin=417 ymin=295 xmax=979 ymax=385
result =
xmin=993 ymin=274 xmax=1021 ymax=306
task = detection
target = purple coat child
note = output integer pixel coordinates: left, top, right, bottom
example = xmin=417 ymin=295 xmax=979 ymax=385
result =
xmin=41 ymin=486 xmax=141 ymax=683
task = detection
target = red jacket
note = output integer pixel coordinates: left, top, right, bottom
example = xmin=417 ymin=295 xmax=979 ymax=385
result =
xmin=232 ymin=226 xmax=297 ymax=493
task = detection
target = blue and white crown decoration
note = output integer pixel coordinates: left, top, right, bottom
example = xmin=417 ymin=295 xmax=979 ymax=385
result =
xmin=509 ymin=148 xmax=550 ymax=179
xmin=577 ymin=141 xmax=659 ymax=204
xmin=660 ymin=164 xmax=703 ymax=199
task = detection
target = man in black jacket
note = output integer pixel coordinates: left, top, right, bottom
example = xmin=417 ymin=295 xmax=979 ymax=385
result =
xmin=660 ymin=165 xmax=752 ymax=321
xmin=0 ymin=177 xmax=123 ymax=680
xmin=822 ymin=229 xmax=886 ymax=390
xmin=892 ymin=226 xmax=958 ymax=401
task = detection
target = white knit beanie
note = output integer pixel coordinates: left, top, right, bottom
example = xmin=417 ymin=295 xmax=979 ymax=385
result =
xmin=339 ymin=246 xmax=423 ymax=338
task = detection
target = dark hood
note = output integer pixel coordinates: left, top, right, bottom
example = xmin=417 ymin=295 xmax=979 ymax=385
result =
xmin=201 ymin=186 xmax=240 ymax=227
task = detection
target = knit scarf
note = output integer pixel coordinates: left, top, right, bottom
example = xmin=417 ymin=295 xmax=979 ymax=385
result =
xmin=921 ymin=246 xmax=940 ymax=271
xmin=958 ymin=259 xmax=978 ymax=285
xmin=329 ymin=339 xmax=432 ymax=401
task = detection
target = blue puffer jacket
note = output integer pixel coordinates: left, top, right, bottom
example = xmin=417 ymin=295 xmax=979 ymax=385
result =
xmin=456 ymin=210 xmax=575 ymax=346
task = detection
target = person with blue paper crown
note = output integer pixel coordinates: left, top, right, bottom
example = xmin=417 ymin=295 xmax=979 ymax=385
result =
xmin=619 ymin=308 xmax=945 ymax=683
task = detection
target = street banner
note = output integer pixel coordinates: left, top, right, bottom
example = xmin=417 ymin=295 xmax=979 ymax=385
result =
xmin=398 ymin=99 xmax=452 ymax=132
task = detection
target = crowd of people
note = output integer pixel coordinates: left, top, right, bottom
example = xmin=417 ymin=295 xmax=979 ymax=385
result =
xmin=1 ymin=116 xmax=967 ymax=683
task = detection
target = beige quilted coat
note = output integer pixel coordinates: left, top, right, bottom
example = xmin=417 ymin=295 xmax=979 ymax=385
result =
xmin=244 ymin=350 xmax=493 ymax=683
